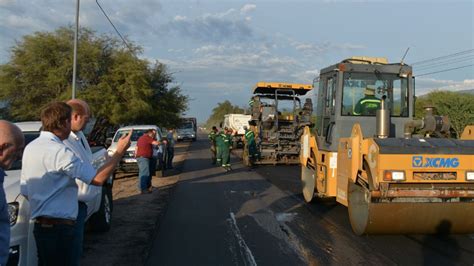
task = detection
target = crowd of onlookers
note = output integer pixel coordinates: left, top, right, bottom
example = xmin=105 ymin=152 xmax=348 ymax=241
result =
xmin=0 ymin=99 xmax=132 ymax=265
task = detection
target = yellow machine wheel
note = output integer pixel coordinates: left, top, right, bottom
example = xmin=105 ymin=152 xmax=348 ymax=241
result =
xmin=347 ymin=180 xmax=474 ymax=235
xmin=301 ymin=163 xmax=315 ymax=203
xmin=347 ymin=181 xmax=371 ymax=235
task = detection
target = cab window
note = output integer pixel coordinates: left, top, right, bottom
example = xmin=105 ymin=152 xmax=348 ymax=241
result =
xmin=341 ymin=72 xmax=409 ymax=117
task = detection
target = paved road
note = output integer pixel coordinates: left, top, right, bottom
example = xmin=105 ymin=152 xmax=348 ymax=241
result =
xmin=146 ymin=136 xmax=474 ymax=265
xmin=255 ymin=165 xmax=474 ymax=266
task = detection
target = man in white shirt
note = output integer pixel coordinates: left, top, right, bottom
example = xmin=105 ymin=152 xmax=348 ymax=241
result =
xmin=63 ymin=99 xmax=101 ymax=265
xmin=21 ymin=102 xmax=131 ymax=265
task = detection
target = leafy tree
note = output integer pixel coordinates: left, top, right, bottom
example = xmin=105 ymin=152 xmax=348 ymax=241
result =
xmin=206 ymin=100 xmax=245 ymax=128
xmin=415 ymin=90 xmax=474 ymax=138
xmin=0 ymin=26 xmax=188 ymax=127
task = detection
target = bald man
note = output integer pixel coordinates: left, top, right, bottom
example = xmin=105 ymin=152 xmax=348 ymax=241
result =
xmin=0 ymin=120 xmax=24 ymax=265
xmin=64 ymin=99 xmax=98 ymax=265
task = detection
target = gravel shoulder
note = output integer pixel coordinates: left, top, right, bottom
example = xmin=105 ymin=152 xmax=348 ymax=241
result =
xmin=81 ymin=141 xmax=191 ymax=266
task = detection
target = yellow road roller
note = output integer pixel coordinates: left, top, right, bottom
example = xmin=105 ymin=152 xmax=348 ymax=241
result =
xmin=300 ymin=57 xmax=474 ymax=235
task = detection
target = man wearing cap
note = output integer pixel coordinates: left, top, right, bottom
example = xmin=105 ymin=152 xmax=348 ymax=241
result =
xmin=353 ymin=86 xmax=381 ymax=116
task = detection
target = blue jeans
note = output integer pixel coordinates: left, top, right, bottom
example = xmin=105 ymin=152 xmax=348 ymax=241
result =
xmin=34 ymin=222 xmax=75 ymax=266
xmin=137 ymin=157 xmax=151 ymax=191
xmin=71 ymin=202 xmax=87 ymax=265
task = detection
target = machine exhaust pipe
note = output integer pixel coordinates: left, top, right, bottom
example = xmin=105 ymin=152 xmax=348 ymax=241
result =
xmin=376 ymin=96 xmax=390 ymax=138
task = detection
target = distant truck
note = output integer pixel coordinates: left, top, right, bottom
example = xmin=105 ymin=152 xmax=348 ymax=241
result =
xmin=223 ymin=114 xmax=251 ymax=148
xmin=177 ymin=117 xmax=197 ymax=141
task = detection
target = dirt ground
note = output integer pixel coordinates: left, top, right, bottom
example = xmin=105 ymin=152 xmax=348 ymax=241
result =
xmin=81 ymin=142 xmax=191 ymax=266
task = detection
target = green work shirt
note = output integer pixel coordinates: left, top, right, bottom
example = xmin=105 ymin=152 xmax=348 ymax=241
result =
xmin=244 ymin=129 xmax=255 ymax=142
xmin=353 ymin=95 xmax=381 ymax=115
xmin=208 ymin=131 xmax=217 ymax=144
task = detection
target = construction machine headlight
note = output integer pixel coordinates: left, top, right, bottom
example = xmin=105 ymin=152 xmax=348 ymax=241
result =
xmin=383 ymin=170 xmax=405 ymax=181
xmin=8 ymin=202 xmax=19 ymax=226
xmin=466 ymin=171 xmax=474 ymax=181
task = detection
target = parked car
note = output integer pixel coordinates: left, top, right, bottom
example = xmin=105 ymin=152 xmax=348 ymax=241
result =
xmin=6 ymin=121 xmax=114 ymax=266
xmin=107 ymin=125 xmax=165 ymax=173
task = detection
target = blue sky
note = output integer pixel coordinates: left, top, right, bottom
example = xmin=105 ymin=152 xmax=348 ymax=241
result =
xmin=0 ymin=0 xmax=472 ymax=123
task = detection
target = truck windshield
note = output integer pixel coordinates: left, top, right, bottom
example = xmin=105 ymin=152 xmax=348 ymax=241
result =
xmin=114 ymin=129 xmax=148 ymax=142
xmin=341 ymin=72 xmax=409 ymax=117
xmin=180 ymin=122 xmax=194 ymax=129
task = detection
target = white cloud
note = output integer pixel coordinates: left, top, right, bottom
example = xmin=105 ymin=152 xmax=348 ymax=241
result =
xmin=158 ymin=9 xmax=253 ymax=43
xmin=240 ymin=4 xmax=256 ymax=14
xmin=415 ymin=78 xmax=474 ymax=95
xmin=291 ymin=69 xmax=320 ymax=83
xmin=174 ymin=15 xmax=187 ymax=21
xmin=4 ymin=14 xmax=42 ymax=29
xmin=291 ymin=40 xmax=365 ymax=56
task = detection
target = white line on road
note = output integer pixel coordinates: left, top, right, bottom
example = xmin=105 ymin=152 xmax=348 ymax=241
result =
xmin=228 ymin=212 xmax=258 ymax=266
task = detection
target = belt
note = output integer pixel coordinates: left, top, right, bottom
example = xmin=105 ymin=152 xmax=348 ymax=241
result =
xmin=35 ymin=217 xmax=76 ymax=226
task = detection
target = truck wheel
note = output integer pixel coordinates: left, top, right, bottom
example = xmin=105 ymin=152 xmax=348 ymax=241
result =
xmin=89 ymin=186 xmax=113 ymax=232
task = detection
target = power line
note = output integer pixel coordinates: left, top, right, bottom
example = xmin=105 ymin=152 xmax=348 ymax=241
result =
xmin=411 ymin=49 xmax=474 ymax=65
xmin=417 ymin=64 xmax=474 ymax=77
xmin=95 ymin=0 xmax=135 ymax=54
xmin=415 ymin=55 xmax=474 ymax=71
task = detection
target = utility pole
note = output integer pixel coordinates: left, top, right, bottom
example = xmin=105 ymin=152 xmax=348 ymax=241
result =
xmin=72 ymin=0 xmax=80 ymax=99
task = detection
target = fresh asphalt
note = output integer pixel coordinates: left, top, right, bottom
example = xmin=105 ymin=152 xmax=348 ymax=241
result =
xmin=146 ymin=135 xmax=306 ymax=265
xmin=146 ymin=134 xmax=474 ymax=266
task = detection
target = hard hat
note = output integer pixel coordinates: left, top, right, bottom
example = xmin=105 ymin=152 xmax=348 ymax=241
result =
xmin=364 ymin=86 xmax=376 ymax=96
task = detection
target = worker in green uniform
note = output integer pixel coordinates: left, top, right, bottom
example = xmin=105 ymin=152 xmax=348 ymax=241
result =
xmin=244 ymin=126 xmax=258 ymax=167
xmin=208 ymin=126 xmax=218 ymax=164
xmin=353 ymin=87 xmax=381 ymax=116
xmin=215 ymin=128 xmax=225 ymax=167
xmin=216 ymin=127 xmax=232 ymax=171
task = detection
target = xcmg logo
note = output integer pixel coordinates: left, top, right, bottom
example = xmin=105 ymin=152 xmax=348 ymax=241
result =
xmin=412 ymin=156 xmax=460 ymax=168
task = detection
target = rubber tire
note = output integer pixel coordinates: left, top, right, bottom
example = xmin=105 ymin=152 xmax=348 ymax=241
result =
xmin=89 ymin=186 xmax=113 ymax=232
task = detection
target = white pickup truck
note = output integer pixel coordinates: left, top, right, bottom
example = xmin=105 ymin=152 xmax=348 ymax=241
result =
xmin=6 ymin=121 xmax=114 ymax=265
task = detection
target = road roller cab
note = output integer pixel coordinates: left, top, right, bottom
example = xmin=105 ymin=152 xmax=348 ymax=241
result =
xmin=300 ymin=57 xmax=474 ymax=235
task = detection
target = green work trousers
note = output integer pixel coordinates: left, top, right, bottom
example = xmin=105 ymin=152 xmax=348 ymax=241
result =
xmin=210 ymin=144 xmax=217 ymax=164
xmin=221 ymin=147 xmax=230 ymax=167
